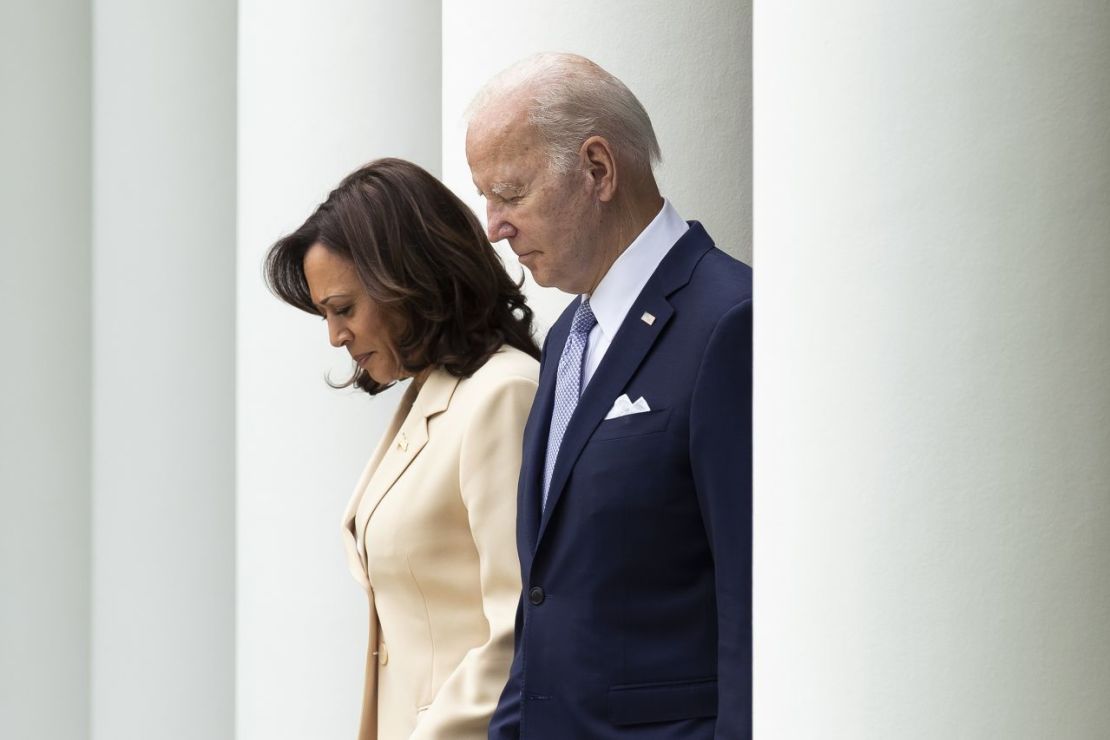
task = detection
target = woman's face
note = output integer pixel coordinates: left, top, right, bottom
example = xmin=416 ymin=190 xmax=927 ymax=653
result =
xmin=303 ymin=243 xmax=404 ymax=385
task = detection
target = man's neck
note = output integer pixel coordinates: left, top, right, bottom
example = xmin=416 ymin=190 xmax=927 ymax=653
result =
xmin=584 ymin=193 xmax=664 ymax=295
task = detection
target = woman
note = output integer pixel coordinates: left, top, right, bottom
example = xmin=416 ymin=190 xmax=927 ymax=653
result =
xmin=265 ymin=158 xmax=539 ymax=739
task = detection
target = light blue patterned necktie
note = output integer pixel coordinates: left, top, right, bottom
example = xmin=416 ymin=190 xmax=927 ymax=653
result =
xmin=542 ymin=298 xmax=598 ymax=509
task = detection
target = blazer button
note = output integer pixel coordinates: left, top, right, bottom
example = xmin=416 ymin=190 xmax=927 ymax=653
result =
xmin=528 ymin=586 xmax=545 ymax=605
xmin=377 ymin=641 xmax=389 ymax=666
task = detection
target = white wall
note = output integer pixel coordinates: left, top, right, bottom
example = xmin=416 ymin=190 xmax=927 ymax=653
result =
xmin=91 ymin=0 xmax=236 ymax=738
xmin=754 ymin=2 xmax=1110 ymax=737
xmin=441 ymin=0 xmax=751 ymax=333
xmin=236 ymin=2 xmax=440 ymax=738
xmin=0 ymin=1 xmax=91 ymax=739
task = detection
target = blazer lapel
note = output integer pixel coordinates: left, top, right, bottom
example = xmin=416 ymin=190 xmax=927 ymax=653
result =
xmin=345 ymin=369 xmax=459 ymax=581
xmin=535 ymin=223 xmax=716 ymax=547
xmin=341 ymin=386 xmax=414 ymax=590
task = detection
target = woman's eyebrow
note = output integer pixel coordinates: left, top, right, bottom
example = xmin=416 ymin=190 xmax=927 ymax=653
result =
xmin=318 ymin=294 xmax=351 ymax=308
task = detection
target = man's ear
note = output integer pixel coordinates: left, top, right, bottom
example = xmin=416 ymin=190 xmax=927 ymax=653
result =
xmin=579 ymin=136 xmax=617 ymax=202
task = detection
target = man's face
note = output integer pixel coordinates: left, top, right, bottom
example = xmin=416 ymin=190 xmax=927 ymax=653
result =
xmin=466 ymin=106 xmax=600 ymax=294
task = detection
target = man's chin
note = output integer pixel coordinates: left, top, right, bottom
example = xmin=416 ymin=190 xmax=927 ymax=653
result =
xmin=528 ymin=268 xmax=582 ymax=294
xmin=520 ymin=259 xmax=549 ymax=286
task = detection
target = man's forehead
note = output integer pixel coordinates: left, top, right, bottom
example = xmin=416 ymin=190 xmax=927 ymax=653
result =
xmin=473 ymin=93 xmax=530 ymax=131
xmin=468 ymin=121 xmax=545 ymax=191
xmin=469 ymin=101 xmax=535 ymax=151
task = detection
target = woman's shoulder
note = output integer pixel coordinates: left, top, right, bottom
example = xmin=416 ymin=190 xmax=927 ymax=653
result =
xmin=440 ymin=345 xmax=538 ymax=423
xmin=465 ymin=344 xmax=540 ymax=388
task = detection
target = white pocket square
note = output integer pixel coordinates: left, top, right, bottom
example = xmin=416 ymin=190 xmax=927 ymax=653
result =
xmin=604 ymin=393 xmax=651 ymax=420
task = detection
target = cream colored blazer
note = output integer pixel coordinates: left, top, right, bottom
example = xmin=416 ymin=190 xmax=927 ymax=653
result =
xmin=340 ymin=346 xmax=538 ymax=739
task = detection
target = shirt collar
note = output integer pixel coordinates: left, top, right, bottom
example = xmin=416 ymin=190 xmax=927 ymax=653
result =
xmin=584 ymin=199 xmax=689 ymax=339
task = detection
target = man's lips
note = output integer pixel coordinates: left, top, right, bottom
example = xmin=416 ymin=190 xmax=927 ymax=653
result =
xmin=508 ymin=241 xmax=535 ymax=258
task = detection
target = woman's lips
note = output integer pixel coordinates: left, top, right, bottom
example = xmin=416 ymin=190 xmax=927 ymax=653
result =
xmin=353 ymin=352 xmax=374 ymax=366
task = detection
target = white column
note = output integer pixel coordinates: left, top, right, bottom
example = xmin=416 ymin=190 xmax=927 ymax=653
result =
xmin=91 ymin=0 xmax=236 ymax=738
xmin=0 ymin=2 xmax=91 ymax=739
xmin=236 ymin=2 xmax=440 ymax=738
xmin=441 ymin=0 xmax=751 ymax=331
xmin=755 ymin=2 xmax=1110 ymax=737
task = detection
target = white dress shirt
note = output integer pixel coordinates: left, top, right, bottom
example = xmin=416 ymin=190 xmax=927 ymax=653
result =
xmin=581 ymin=199 xmax=689 ymax=388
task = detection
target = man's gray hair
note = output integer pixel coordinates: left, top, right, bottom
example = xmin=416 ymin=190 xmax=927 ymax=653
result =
xmin=468 ymin=52 xmax=662 ymax=177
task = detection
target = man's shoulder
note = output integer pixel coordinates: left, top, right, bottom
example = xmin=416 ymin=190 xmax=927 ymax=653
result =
xmin=675 ymin=241 xmax=751 ymax=329
xmin=663 ymin=220 xmax=751 ymax=307
xmin=694 ymin=245 xmax=752 ymax=299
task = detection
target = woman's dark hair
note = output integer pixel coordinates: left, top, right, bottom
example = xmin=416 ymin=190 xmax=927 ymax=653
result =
xmin=265 ymin=157 xmax=540 ymax=395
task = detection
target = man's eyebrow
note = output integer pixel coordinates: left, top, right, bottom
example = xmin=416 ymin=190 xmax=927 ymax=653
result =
xmin=490 ymin=182 xmax=522 ymax=197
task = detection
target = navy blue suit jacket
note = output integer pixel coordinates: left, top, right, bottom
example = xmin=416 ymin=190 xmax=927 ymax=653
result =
xmin=489 ymin=223 xmax=753 ymax=739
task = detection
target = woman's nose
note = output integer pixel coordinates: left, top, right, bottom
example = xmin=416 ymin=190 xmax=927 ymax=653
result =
xmin=328 ymin=321 xmax=350 ymax=348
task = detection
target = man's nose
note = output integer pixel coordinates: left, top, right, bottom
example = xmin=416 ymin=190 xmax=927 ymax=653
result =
xmin=486 ymin=203 xmax=518 ymax=243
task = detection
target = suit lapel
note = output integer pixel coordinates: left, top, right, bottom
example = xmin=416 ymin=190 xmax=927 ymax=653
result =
xmin=519 ymin=312 xmax=572 ymax=557
xmin=534 ymin=299 xmax=673 ymax=543
xmin=349 ymin=369 xmax=459 ymax=572
xmin=534 ymin=223 xmax=716 ymax=549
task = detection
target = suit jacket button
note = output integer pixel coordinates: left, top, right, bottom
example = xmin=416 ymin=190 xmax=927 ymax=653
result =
xmin=377 ymin=641 xmax=388 ymax=665
xmin=528 ymin=586 xmax=545 ymax=605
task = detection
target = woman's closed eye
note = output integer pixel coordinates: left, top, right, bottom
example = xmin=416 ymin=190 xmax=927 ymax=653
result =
xmin=320 ymin=305 xmax=353 ymax=320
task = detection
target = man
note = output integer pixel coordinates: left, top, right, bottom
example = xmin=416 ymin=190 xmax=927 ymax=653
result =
xmin=466 ymin=53 xmax=752 ymax=739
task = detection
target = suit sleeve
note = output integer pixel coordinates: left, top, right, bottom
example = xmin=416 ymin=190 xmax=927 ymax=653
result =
xmin=689 ymin=299 xmax=752 ymax=740
xmin=409 ymin=373 xmax=536 ymax=740
xmin=486 ymin=596 xmax=524 ymax=740
xmin=488 ymin=327 xmax=558 ymax=740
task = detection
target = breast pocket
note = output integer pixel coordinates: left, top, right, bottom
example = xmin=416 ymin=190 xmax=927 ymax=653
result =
xmin=591 ymin=408 xmax=671 ymax=442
